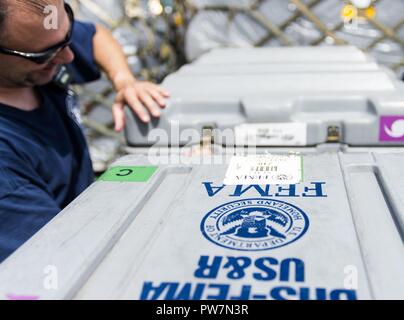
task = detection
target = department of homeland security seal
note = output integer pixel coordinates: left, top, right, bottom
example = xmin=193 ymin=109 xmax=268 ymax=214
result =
xmin=201 ymin=199 xmax=309 ymax=251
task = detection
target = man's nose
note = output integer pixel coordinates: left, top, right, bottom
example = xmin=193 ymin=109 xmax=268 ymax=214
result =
xmin=53 ymin=46 xmax=75 ymax=65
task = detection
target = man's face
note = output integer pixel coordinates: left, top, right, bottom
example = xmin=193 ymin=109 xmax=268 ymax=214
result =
xmin=0 ymin=0 xmax=75 ymax=88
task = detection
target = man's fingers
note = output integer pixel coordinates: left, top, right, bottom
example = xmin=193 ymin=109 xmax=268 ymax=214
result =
xmin=146 ymin=88 xmax=168 ymax=108
xmin=145 ymin=82 xmax=170 ymax=98
xmin=138 ymin=91 xmax=162 ymax=117
xmin=113 ymin=82 xmax=170 ymax=128
xmin=155 ymin=85 xmax=170 ymax=97
xmin=112 ymin=101 xmax=125 ymax=132
xmin=124 ymin=90 xmax=151 ymax=123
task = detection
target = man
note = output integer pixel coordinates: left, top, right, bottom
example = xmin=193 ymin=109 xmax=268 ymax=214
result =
xmin=0 ymin=0 xmax=169 ymax=262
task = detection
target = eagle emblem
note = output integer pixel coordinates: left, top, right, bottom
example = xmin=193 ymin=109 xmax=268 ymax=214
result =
xmin=201 ymin=199 xmax=309 ymax=251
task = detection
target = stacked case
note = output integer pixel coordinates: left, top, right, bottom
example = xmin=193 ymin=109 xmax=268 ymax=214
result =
xmin=1 ymin=46 xmax=404 ymax=300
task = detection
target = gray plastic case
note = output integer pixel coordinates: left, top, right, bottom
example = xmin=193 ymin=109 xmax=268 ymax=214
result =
xmin=193 ymin=46 xmax=373 ymax=65
xmin=125 ymin=92 xmax=404 ymax=147
xmin=176 ymin=62 xmax=382 ymax=76
xmin=124 ymin=47 xmax=404 ymax=147
xmin=0 ymin=152 xmax=404 ymax=300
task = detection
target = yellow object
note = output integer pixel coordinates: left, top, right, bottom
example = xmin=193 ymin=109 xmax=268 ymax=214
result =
xmin=160 ymin=43 xmax=171 ymax=60
xmin=173 ymin=12 xmax=184 ymax=27
xmin=341 ymin=4 xmax=357 ymax=21
xmin=365 ymin=6 xmax=376 ymax=19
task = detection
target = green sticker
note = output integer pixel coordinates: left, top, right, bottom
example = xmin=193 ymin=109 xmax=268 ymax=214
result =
xmin=99 ymin=166 xmax=158 ymax=182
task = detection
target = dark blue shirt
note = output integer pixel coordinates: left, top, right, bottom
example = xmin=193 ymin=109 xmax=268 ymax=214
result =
xmin=0 ymin=21 xmax=101 ymax=263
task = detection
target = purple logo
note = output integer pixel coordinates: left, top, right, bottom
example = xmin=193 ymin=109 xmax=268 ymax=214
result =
xmin=380 ymin=116 xmax=404 ymax=142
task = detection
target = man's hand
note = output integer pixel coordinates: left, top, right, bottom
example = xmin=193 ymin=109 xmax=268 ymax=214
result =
xmin=92 ymin=24 xmax=170 ymax=132
xmin=112 ymin=73 xmax=170 ymax=132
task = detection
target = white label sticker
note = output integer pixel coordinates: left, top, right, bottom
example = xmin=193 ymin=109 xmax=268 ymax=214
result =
xmin=224 ymin=154 xmax=303 ymax=185
xmin=235 ymin=123 xmax=307 ymax=146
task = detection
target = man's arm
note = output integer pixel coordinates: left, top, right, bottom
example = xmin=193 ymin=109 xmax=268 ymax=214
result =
xmin=92 ymin=24 xmax=170 ymax=131
xmin=0 ymin=166 xmax=61 ymax=263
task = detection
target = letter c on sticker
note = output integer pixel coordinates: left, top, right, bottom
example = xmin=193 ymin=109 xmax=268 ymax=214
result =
xmin=116 ymin=169 xmax=134 ymax=177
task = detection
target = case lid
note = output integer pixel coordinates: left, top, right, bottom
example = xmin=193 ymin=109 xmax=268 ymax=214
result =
xmin=1 ymin=152 xmax=404 ymax=300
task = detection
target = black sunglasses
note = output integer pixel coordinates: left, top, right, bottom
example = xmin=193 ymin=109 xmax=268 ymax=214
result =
xmin=0 ymin=3 xmax=75 ymax=65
